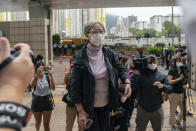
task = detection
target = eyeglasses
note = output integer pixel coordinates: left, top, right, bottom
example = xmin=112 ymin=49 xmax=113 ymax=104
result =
xmin=89 ymin=30 xmax=105 ymax=34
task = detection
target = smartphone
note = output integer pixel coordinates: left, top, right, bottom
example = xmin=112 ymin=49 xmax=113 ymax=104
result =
xmin=86 ymin=119 xmax=93 ymax=129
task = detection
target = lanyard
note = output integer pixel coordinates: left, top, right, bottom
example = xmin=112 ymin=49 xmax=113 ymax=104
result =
xmin=0 ymin=49 xmax=20 ymax=71
xmin=0 ymin=49 xmax=35 ymax=71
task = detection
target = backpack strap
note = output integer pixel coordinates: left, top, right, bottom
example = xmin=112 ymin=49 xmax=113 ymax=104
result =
xmin=46 ymin=74 xmax=55 ymax=107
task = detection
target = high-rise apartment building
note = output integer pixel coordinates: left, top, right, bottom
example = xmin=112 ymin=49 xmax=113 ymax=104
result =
xmin=62 ymin=8 xmax=106 ymax=37
xmin=0 ymin=11 xmax=29 ymax=21
xmin=135 ymin=21 xmax=149 ymax=30
xmin=150 ymin=14 xmax=182 ymax=32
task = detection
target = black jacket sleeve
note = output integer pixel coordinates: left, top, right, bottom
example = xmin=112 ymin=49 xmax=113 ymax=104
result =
xmin=70 ymin=65 xmax=83 ymax=104
xmin=108 ymin=48 xmax=128 ymax=81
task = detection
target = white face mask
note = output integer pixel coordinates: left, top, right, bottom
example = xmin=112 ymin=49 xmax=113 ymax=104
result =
xmin=148 ymin=64 xmax=157 ymax=70
xmin=176 ymin=62 xmax=183 ymax=67
xmin=89 ymin=33 xmax=104 ymax=47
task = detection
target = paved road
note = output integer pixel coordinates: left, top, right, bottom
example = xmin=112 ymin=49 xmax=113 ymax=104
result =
xmin=23 ymin=66 xmax=196 ymax=131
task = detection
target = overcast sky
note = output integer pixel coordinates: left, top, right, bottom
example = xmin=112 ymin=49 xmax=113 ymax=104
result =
xmin=106 ymin=6 xmax=183 ymax=22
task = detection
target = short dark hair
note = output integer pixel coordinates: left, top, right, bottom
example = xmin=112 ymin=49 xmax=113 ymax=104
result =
xmin=70 ymin=58 xmax=74 ymax=65
xmin=118 ymin=51 xmax=125 ymax=55
xmin=122 ymin=56 xmax=128 ymax=66
xmin=35 ymin=54 xmax=43 ymax=64
xmin=35 ymin=61 xmax=45 ymax=73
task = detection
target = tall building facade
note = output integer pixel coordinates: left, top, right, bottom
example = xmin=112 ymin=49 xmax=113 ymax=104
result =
xmin=0 ymin=11 xmax=29 ymax=22
xmin=53 ymin=10 xmax=66 ymax=34
xmin=150 ymin=15 xmax=164 ymax=32
xmin=63 ymin=8 xmax=106 ymax=37
xmin=163 ymin=14 xmax=182 ymax=26
xmin=128 ymin=15 xmax=137 ymax=26
xmin=135 ymin=21 xmax=149 ymax=30
xmin=150 ymin=14 xmax=182 ymax=32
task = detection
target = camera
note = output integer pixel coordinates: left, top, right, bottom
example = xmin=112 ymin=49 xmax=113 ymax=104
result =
xmin=132 ymin=57 xmax=147 ymax=71
xmin=116 ymin=107 xmax=126 ymax=118
xmin=43 ymin=66 xmax=51 ymax=72
xmin=118 ymin=84 xmax=126 ymax=94
xmin=179 ymin=63 xmax=188 ymax=84
xmin=0 ymin=48 xmax=35 ymax=71
xmin=10 ymin=48 xmax=35 ymax=65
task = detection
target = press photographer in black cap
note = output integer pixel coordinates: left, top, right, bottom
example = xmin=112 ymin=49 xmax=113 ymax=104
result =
xmin=134 ymin=54 xmax=172 ymax=131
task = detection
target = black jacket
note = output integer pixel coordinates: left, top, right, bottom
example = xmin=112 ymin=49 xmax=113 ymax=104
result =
xmin=136 ymin=69 xmax=172 ymax=112
xmin=70 ymin=44 xmax=128 ymax=118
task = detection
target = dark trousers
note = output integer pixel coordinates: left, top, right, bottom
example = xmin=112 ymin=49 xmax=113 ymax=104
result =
xmin=161 ymin=57 xmax=165 ymax=67
xmin=127 ymin=97 xmax=135 ymax=125
xmin=135 ymin=105 xmax=164 ymax=131
xmin=85 ymin=105 xmax=110 ymax=131
xmin=64 ymin=48 xmax=67 ymax=55
xmin=72 ymin=49 xmax=75 ymax=55
xmin=166 ymin=59 xmax=169 ymax=70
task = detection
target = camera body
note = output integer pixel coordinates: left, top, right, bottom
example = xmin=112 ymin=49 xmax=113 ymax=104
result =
xmin=116 ymin=107 xmax=126 ymax=118
xmin=132 ymin=57 xmax=147 ymax=71
xmin=10 ymin=48 xmax=35 ymax=65
xmin=43 ymin=66 xmax=51 ymax=72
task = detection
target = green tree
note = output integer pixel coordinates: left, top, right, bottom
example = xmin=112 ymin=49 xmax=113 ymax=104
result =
xmin=52 ymin=34 xmax=61 ymax=44
xmin=129 ymin=27 xmax=137 ymax=35
xmin=143 ymin=29 xmax=157 ymax=38
xmin=129 ymin=28 xmax=157 ymax=38
xmin=162 ymin=21 xmax=180 ymax=37
xmin=135 ymin=30 xmax=144 ymax=38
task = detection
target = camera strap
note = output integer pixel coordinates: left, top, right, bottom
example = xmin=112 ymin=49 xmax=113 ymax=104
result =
xmin=0 ymin=51 xmax=20 ymax=71
xmin=46 ymin=75 xmax=55 ymax=108
xmin=0 ymin=101 xmax=32 ymax=131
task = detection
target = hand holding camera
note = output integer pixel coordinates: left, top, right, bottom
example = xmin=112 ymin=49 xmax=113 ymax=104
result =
xmin=44 ymin=66 xmax=52 ymax=75
xmin=0 ymin=37 xmax=34 ymax=104
xmin=179 ymin=74 xmax=184 ymax=81
xmin=78 ymin=111 xmax=92 ymax=129
xmin=37 ymin=66 xmax=44 ymax=75
xmin=153 ymin=82 xmax=163 ymax=89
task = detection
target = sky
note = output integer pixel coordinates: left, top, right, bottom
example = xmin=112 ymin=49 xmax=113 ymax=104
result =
xmin=106 ymin=6 xmax=183 ymax=22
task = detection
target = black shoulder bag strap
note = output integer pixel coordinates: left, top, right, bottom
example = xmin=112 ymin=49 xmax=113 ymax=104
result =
xmin=46 ymin=75 xmax=55 ymax=107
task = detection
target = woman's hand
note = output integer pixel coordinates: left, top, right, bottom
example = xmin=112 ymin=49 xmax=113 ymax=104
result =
xmin=183 ymin=84 xmax=189 ymax=89
xmin=37 ymin=66 xmax=43 ymax=75
xmin=78 ymin=111 xmax=89 ymax=129
xmin=179 ymin=74 xmax=184 ymax=81
xmin=124 ymin=79 xmax=132 ymax=97
xmin=153 ymin=82 xmax=163 ymax=89
xmin=124 ymin=84 xmax=132 ymax=97
xmin=47 ymin=68 xmax=53 ymax=76
xmin=0 ymin=37 xmax=34 ymax=103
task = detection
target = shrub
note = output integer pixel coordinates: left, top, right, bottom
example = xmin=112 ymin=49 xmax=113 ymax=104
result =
xmin=52 ymin=34 xmax=61 ymax=44
xmin=168 ymin=46 xmax=175 ymax=56
xmin=147 ymin=46 xmax=163 ymax=57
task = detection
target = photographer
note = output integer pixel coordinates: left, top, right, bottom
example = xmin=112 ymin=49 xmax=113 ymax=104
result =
xmin=64 ymin=58 xmax=83 ymax=131
xmin=126 ymin=60 xmax=139 ymax=127
xmin=168 ymin=57 xmax=187 ymax=130
xmin=135 ymin=55 xmax=172 ymax=131
xmin=0 ymin=37 xmax=34 ymax=131
xmin=31 ymin=62 xmax=55 ymax=131
xmin=109 ymin=56 xmax=131 ymax=131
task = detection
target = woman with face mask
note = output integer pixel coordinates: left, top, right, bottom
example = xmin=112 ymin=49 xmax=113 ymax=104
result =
xmin=168 ymin=57 xmax=186 ymax=130
xmin=31 ymin=62 xmax=55 ymax=131
xmin=70 ymin=21 xmax=131 ymax=131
